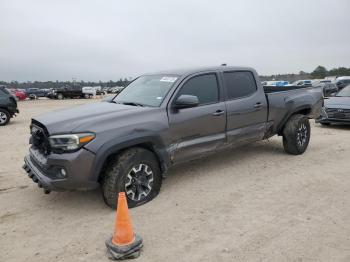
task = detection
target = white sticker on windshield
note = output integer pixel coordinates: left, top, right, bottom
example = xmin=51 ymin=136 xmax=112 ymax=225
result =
xmin=160 ymin=77 xmax=177 ymax=83
xmin=156 ymin=97 xmax=162 ymax=100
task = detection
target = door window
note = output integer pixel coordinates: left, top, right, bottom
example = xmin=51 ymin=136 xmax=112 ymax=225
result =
xmin=223 ymin=71 xmax=257 ymax=99
xmin=177 ymin=74 xmax=219 ymax=105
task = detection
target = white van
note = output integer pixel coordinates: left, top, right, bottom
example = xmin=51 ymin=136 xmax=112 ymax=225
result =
xmin=82 ymin=86 xmax=102 ymax=98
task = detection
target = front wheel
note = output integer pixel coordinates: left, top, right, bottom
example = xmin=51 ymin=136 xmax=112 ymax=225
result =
xmin=282 ymin=114 xmax=311 ymax=155
xmin=102 ymin=147 xmax=162 ymax=209
xmin=57 ymin=93 xmax=64 ymax=100
xmin=0 ymin=109 xmax=10 ymax=126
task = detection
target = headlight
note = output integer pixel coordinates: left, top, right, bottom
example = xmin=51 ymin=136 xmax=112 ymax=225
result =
xmin=49 ymin=133 xmax=95 ymax=153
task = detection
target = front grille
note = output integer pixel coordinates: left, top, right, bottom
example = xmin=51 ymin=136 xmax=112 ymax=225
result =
xmin=30 ymin=121 xmax=51 ymax=155
xmin=326 ymin=108 xmax=350 ymax=119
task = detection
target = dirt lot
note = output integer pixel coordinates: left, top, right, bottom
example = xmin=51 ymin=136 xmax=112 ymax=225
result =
xmin=0 ymin=99 xmax=350 ymax=262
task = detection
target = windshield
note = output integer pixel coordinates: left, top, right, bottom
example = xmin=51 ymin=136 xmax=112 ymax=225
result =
xmin=336 ymin=85 xmax=350 ymax=97
xmin=113 ymin=75 xmax=179 ymax=107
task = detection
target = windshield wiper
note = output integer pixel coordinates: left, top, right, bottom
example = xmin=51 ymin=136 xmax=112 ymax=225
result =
xmin=115 ymin=101 xmax=145 ymax=107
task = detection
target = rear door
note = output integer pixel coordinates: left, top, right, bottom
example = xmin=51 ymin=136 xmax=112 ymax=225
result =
xmin=168 ymin=72 xmax=226 ymax=163
xmin=222 ymin=70 xmax=268 ymax=145
xmin=0 ymin=88 xmax=9 ymax=105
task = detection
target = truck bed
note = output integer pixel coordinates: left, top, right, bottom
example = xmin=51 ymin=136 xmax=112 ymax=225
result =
xmin=263 ymin=85 xmax=323 ymax=136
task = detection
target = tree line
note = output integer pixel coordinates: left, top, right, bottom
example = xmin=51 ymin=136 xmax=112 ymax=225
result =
xmin=2 ymin=66 xmax=350 ymax=89
xmin=0 ymin=78 xmax=131 ymax=90
xmin=260 ymin=66 xmax=350 ymax=83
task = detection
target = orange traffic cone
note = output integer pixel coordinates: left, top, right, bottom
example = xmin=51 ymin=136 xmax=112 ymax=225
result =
xmin=106 ymin=192 xmax=143 ymax=260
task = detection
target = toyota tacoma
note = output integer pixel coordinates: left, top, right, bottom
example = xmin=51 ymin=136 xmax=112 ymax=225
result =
xmin=23 ymin=66 xmax=323 ymax=208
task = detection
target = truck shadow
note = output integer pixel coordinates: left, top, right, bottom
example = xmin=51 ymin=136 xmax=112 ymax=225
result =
xmin=317 ymin=123 xmax=350 ymax=130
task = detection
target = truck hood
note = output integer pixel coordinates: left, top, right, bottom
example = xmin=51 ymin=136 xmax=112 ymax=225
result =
xmin=325 ymin=97 xmax=350 ymax=108
xmin=34 ymin=102 xmax=156 ymax=134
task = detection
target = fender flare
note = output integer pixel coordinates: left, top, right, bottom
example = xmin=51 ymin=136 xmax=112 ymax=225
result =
xmin=90 ymin=134 xmax=171 ymax=181
xmin=277 ymin=105 xmax=311 ymax=134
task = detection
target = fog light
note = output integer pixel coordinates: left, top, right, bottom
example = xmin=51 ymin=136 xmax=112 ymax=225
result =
xmin=60 ymin=168 xmax=67 ymax=178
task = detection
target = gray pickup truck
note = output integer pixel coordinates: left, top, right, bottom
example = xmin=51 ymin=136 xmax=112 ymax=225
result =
xmin=23 ymin=66 xmax=323 ymax=208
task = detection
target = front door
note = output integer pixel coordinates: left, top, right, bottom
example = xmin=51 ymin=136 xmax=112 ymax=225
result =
xmin=168 ymin=73 xmax=226 ymax=164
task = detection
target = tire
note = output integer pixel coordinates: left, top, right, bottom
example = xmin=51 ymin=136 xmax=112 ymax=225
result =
xmin=29 ymin=94 xmax=37 ymax=100
xmin=102 ymin=147 xmax=162 ymax=209
xmin=0 ymin=109 xmax=10 ymax=126
xmin=321 ymin=122 xmax=330 ymax=126
xmin=57 ymin=93 xmax=64 ymax=100
xmin=282 ymin=114 xmax=311 ymax=155
xmin=84 ymin=94 xmax=90 ymax=99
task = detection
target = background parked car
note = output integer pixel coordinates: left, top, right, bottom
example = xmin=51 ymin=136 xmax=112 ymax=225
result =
xmin=335 ymin=76 xmax=350 ymax=90
xmin=262 ymin=81 xmax=289 ymax=86
xmin=10 ymin=89 xmax=27 ymax=101
xmin=317 ymin=84 xmax=350 ymax=125
xmin=0 ymin=86 xmax=19 ymax=126
xmin=25 ymin=88 xmax=48 ymax=99
xmin=291 ymin=80 xmax=313 ymax=86
xmin=102 ymin=87 xmax=110 ymax=94
xmin=48 ymin=86 xmax=84 ymax=99
xmin=312 ymin=81 xmax=338 ymax=97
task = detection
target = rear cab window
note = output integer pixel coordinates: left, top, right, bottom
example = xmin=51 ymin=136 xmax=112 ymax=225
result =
xmin=223 ymin=71 xmax=257 ymax=99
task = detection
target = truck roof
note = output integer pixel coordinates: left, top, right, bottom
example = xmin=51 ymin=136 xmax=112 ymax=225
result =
xmin=147 ymin=66 xmax=256 ymax=76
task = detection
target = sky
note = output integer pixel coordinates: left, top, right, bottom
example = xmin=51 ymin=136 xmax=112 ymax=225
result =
xmin=0 ymin=0 xmax=350 ymax=82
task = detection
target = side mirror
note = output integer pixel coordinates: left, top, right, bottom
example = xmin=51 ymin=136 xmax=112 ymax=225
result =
xmin=174 ymin=95 xmax=199 ymax=109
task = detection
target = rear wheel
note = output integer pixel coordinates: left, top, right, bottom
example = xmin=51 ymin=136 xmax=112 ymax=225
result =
xmin=57 ymin=93 xmax=64 ymax=100
xmin=84 ymin=94 xmax=90 ymax=99
xmin=102 ymin=147 xmax=162 ymax=209
xmin=0 ymin=109 xmax=10 ymax=126
xmin=282 ymin=114 xmax=310 ymax=155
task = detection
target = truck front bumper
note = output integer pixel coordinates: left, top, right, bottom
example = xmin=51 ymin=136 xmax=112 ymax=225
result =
xmin=23 ymin=148 xmax=100 ymax=193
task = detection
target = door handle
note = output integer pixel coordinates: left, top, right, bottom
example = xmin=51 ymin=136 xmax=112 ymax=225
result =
xmin=254 ymin=102 xmax=263 ymax=108
xmin=213 ymin=110 xmax=225 ymax=116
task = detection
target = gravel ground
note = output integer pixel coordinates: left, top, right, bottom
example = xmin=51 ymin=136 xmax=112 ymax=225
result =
xmin=0 ymin=99 xmax=350 ymax=262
